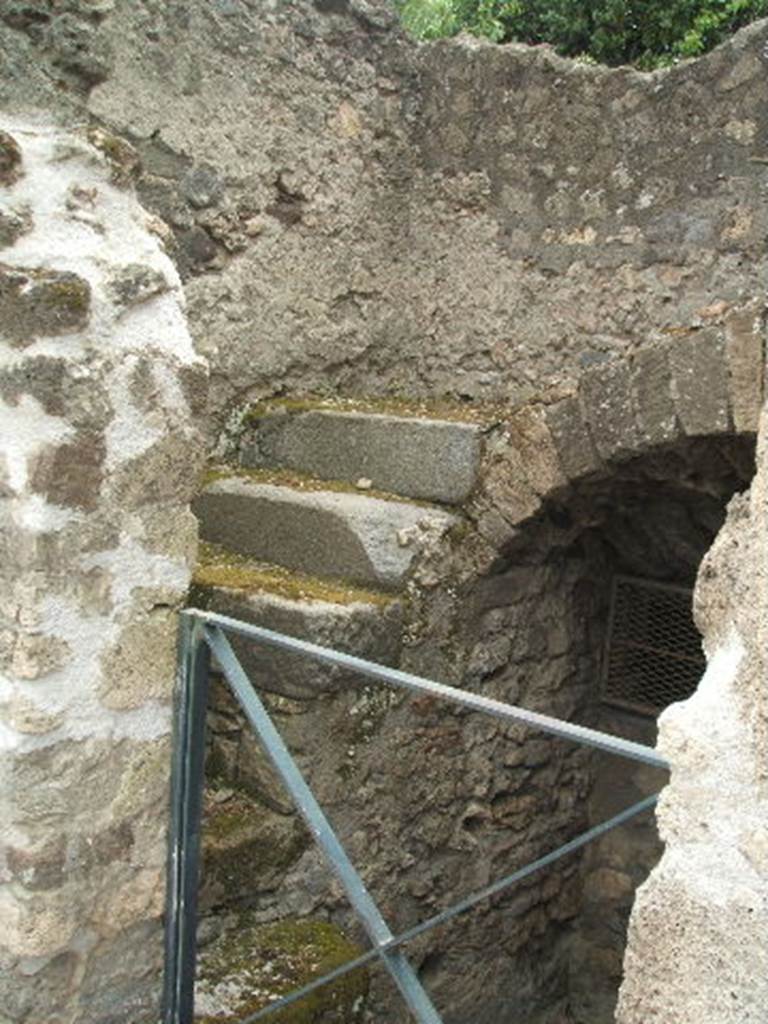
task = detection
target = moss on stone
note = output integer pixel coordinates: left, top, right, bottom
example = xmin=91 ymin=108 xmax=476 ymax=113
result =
xmin=193 ymin=541 xmax=397 ymax=608
xmin=0 ymin=264 xmax=91 ymax=342
xmin=245 ymin=393 xmax=511 ymax=425
xmin=44 ymin=276 xmax=91 ymax=315
xmin=202 ymin=789 xmax=309 ymax=906
xmin=202 ymin=462 xmax=437 ymax=508
xmin=86 ymin=126 xmax=141 ymax=185
xmin=195 ymin=914 xmax=368 ymax=1023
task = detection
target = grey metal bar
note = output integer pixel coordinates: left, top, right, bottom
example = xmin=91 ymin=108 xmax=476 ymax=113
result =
xmin=184 ymin=608 xmax=668 ymax=769
xmin=233 ymin=793 xmax=659 ymax=1023
xmin=385 ymin=792 xmax=658 ymax=950
xmin=205 ymin=624 xmax=444 ymax=1024
xmin=163 ymin=614 xmax=211 ymax=1024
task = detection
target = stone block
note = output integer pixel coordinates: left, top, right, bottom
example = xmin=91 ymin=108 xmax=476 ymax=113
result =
xmin=49 ymin=13 xmax=114 ymax=85
xmin=0 ymin=199 xmax=32 ymax=248
xmin=479 ymin=446 xmax=542 ymax=528
xmin=6 ymin=837 xmax=67 ymax=892
xmin=542 ymin=394 xmax=602 ymax=481
xmin=0 ymin=264 xmax=90 ymax=344
xmin=578 ymin=359 xmax=642 ymax=463
xmin=98 ymin=607 xmax=177 ymax=711
xmin=668 ymin=328 xmax=731 ymax=436
xmin=107 ymin=263 xmax=169 ymax=309
xmin=77 ymin=920 xmax=163 ymax=1024
xmin=196 ymin=578 xmax=401 ymax=701
xmin=29 ymin=430 xmax=106 ymax=512
xmin=199 ymin=787 xmax=308 ymax=913
xmin=195 ymin=476 xmax=456 ymax=590
xmin=630 ymin=343 xmax=679 ymax=448
xmin=242 ymin=408 xmax=482 ymax=505
xmin=1 ymin=692 xmax=64 ymax=734
xmin=472 ymin=502 xmax=521 ymax=549
xmin=111 ymin=433 xmax=206 ymax=509
xmin=724 ymin=301 xmax=765 ymax=433
xmin=2 ymin=631 xmax=72 ymax=680
xmin=0 ymin=130 xmax=21 ymax=186
xmin=505 ymin=405 xmax=568 ymax=497
xmin=0 ymin=949 xmax=77 ymax=1023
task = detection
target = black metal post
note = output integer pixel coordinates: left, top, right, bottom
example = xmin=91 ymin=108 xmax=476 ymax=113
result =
xmin=163 ymin=612 xmax=211 ymax=1024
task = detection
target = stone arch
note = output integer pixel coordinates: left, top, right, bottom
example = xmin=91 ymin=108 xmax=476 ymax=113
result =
xmin=397 ymin=321 xmax=764 ymax=1022
xmin=470 ymin=313 xmax=764 ymax=550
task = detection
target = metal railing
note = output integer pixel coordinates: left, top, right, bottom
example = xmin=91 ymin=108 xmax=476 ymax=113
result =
xmin=163 ymin=607 xmax=669 ymax=1024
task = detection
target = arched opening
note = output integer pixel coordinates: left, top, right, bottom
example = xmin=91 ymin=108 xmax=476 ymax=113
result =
xmin=451 ymin=431 xmax=756 ymax=1023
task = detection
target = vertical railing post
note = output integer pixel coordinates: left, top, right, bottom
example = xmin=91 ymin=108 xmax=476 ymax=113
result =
xmin=163 ymin=611 xmax=211 ymax=1024
xmin=205 ymin=624 xmax=444 ymax=1024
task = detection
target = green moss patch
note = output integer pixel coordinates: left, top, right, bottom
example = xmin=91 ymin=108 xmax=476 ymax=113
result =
xmin=202 ymin=788 xmax=309 ymax=909
xmin=195 ymin=915 xmax=368 ymax=1023
xmin=245 ymin=393 xmax=511 ymax=425
xmin=0 ymin=264 xmax=91 ymax=344
xmin=192 ymin=541 xmax=397 ymax=608
xmin=202 ymin=462 xmax=440 ymax=508
xmin=86 ymin=126 xmax=141 ymax=185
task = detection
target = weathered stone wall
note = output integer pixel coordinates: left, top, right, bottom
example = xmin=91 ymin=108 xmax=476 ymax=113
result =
xmin=2 ymin=2 xmax=765 ymax=425
xmin=1 ymin=3 xmax=767 ymax=1022
xmin=199 ymin=560 xmax=595 ymax=1023
xmin=0 ymin=120 xmax=206 ymax=1023
xmin=618 ymin=407 xmax=768 ymax=1023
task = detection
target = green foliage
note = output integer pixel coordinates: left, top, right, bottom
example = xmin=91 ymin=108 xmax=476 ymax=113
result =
xmin=395 ymin=0 xmax=768 ymax=68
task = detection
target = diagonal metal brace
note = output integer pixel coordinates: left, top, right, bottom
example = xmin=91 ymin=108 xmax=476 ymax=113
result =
xmin=205 ymin=624 xmax=444 ymax=1024
xmin=189 ymin=608 xmax=669 ymax=769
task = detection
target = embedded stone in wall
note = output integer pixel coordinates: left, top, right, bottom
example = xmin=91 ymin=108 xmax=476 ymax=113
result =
xmin=579 ymin=359 xmax=642 ymax=463
xmin=0 ymin=129 xmax=22 ymax=185
xmin=668 ymin=328 xmax=731 ymax=436
xmin=630 ymin=343 xmax=678 ymax=449
xmin=724 ymin=300 xmax=765 ymax=434
xmin=0 ymin=263 xmax=91 ymax=344
xmin=0 ymin=119 xmax=206 ymax=1024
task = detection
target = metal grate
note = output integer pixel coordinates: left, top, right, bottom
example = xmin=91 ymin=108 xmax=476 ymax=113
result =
xmin=602 ymin=575 xmax=706 ymax=716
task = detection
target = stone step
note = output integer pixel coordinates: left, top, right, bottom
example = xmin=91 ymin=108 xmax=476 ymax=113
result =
xmin=192 ymin=542 xmax=403 ymax=701
xmin=199 ymin=783 xmax=309 ymax=914
xmin=193 ymin=471 xmax=457 ymax=590
xmin=240 ymin=403 xmax=483 ymax=505
xmin=193 ymin=545 xmax=404 ymax=829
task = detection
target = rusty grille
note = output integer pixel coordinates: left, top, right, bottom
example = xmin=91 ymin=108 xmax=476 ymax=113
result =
xmin=602 ymin=575 xmax=705 ymax=715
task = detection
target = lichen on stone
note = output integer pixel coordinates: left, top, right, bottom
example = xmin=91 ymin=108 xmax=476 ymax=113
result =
xmin=0 ymin=263 xmax=91 ymax=344
xmin=195 ymin=914 xmax=368 ymax=1023
xmin=202 ymin=462 xmax=436 ymax=508
xmin=192 ymin=541 xmax=396 ymax=607
xmin=107 ymin=262 xmax=169 ymax=308
xmin=245 ymin=394 xmax=511 ymax=426
xmin=0 ymin=200 xmax=32 ymax=248
xmin=85 ymin=126 xmax=140 ymax=186
xmin=0 ymin=130 xmax=22 ymax=186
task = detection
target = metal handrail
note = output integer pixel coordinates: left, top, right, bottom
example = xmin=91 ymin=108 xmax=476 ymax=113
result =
xmin=163 ymin=608 xmax=667 ymax=1024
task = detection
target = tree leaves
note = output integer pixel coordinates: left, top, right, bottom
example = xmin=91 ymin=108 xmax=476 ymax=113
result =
xmin=396 ymin=0 xmax=768 ymax=68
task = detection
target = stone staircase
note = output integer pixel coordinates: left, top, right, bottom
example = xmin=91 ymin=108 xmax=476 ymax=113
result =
xmin=189 ymin=399 xmax=484 ymax=985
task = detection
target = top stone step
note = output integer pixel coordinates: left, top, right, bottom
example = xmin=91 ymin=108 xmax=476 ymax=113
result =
xmin=240 ymin=403 xmax=483 ymax=505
